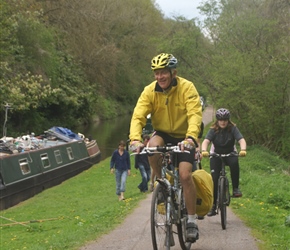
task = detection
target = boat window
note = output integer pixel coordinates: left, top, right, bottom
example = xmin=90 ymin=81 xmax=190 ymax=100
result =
xmin=54 ymin=150 xmax=62 ymax=164
xmin=67 ymin=147 xmax=74 ymax=160
xmin=19 ymin=159 xmax=31 ymax=174
xmin=41 ymin=153 xmax=50 ymax=168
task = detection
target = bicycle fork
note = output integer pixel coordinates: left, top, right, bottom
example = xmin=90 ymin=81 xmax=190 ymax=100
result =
xmin=165 ymin=195 xmax=175 ymax=247
xmin=157 ymin=178 xmax=177 ymax=247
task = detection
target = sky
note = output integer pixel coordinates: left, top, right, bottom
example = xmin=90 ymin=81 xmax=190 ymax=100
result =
xmin=154 ymin=0 xmax=204 ymax=20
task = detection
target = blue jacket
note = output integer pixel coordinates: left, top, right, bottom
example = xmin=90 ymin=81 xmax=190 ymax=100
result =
xmin=110 ymin=150 xmax=131 ymax=171
xmin=135 ymin=154 xmax=150 ymax=170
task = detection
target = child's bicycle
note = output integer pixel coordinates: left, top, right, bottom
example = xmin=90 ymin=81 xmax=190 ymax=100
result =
xmin=133 ymin=145 xmax=194 ymax=250
xmin=209 ymin=152 xmax=238 ymax=230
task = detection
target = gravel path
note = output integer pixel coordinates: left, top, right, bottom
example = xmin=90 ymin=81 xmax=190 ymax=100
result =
xmin=80 ymin=106 xmax=260 ymax=250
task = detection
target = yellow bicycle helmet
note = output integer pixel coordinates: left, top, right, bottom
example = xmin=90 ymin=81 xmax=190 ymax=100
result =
xmin=151 ymin=53 xmax=178 ymax=70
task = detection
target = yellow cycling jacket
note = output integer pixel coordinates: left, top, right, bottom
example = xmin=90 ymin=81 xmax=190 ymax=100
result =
xmin=130 ymin=76 xmax=202 ymax=142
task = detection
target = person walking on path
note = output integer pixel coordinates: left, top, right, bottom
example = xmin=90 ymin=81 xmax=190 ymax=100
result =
xmin=129 ymin=53 xmax=202 ymax=243
xmin=110 ymin=140 xmax=131 ymax=201
xmin=201 ymin=108 xmax=247 ymax=216
xmin=135 ymin=134 xmax=151 ymax=193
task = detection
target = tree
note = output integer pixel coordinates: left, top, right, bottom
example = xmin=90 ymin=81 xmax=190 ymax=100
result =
xmin=41 ymin=0 xmax=165 ymax=102
xmin=199 ymin=0 xmax=290 ymax=158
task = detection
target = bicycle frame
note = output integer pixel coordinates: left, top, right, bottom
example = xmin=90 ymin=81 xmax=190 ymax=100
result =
xmin=134 ymin=145 xmax=192 ymax=250
xmin=210 ymin=152 xmax=238 ymax=230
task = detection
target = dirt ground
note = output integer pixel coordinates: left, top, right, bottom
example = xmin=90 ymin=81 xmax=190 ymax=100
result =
xmin=80 ymin=106 xmax=261 ymax=250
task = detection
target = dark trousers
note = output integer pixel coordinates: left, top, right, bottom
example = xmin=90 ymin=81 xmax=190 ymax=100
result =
xmin=137 ymin=164 xmax=151 ymax=192
xmin=210 ymin=156 xmax=240 ymax=205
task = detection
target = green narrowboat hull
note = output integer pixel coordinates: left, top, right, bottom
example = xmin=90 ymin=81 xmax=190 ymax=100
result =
xmin=0 ymin=139 xmax=101 ymax=210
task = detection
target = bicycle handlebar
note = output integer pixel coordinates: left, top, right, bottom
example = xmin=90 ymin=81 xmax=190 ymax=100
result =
xmin=146 ymin=145 xmax=186 ymax=152
xmin=209 ymin=152 xmax=239 ymax=157
xmin=130 ymin=145 xmax=190 ymax=156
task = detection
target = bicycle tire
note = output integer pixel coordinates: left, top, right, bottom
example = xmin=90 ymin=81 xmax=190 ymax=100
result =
xmin=151 ymin=183 xmax=170 ymax=250
xmin=219 ymin=177 xmax=227 ymax=230
xmin=165 ymin=201 xmax=173 ymax=249
xmin=176 ymin=188 xmax=192 ymax=250
xmin=225 ymin=177 xmax=231 ymax=206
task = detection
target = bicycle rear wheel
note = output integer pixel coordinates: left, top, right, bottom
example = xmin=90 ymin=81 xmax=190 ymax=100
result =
xmin=219 ymin=177 xmax=227 ymax=230
xmin=176 ymin=189 xmax=192 ymax=250
xmin=151 ymin=183 xmax=170 ymax=250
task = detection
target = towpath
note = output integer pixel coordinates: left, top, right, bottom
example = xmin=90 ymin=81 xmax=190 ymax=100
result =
xmin=80 ymin=105 xmax=260 ymax=250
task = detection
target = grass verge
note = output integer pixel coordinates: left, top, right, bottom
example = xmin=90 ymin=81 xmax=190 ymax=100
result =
xmin=0 ymin=146 xmax=289 ymax=250
xmin=0 ymin=158 xmax=145 ymax=250
xmin=231 ymin=145 xmax=290 ymax=250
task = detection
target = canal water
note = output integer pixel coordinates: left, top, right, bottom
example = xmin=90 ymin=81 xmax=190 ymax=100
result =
xmin=79 ymin=115 xmax=132 ymax=160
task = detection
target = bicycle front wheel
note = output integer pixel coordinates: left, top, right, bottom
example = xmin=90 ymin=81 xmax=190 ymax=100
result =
xmin=151 ymin=183 xmax=170 ymax=250
xmin=219 ymin=177 xmax=227 ymax=230
xmin=176 ymin=188 xmax=192 ymax=250
xmin=225 ymin=177 xmax=231 ymax=206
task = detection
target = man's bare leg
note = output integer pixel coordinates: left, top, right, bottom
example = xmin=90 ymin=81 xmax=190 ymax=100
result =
xmin=179 ymin=161 xmax=199 ymax=242
xmin=179 ymin=162 xmax=197 ymax=214
xmin=148 ymin=135 xmax=164 ymax=179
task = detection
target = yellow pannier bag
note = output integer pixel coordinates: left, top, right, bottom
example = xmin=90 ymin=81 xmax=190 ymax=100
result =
xmin=166 ymin=171 xmax=174 ymax=185
xmin=192 ymin=169 xmax=214 ymax=216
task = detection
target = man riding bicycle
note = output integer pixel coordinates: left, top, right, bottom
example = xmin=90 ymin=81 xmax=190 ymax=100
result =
xmin=129 ymin=53 xmax=202 ymax=243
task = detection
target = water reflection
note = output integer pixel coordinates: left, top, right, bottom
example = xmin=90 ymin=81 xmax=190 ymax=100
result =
xmin=79 ymin=115 xmax=131 ymax=160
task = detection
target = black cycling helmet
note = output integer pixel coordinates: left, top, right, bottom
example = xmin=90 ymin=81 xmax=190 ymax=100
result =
xmin=216 ymin=108 xmax=230 ymax=120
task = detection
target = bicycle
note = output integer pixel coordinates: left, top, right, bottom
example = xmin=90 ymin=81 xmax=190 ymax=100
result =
xmin=209 ymin=152 xmax=238 ymax=230
xmin=193 ymin=150 xmax=202 ymax=171
xmin=134 ymin=145 xmax=194 ymax=250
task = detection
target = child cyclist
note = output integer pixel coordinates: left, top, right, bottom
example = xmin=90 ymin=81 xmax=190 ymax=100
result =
xmin=201 ymin=108 xmax=246 ymax=216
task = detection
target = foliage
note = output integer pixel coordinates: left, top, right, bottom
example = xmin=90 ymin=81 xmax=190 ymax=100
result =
xmin=0 ymin=0 xmax=289 ymax=161
xmin=231 ymin=146 xmax=290 ymax=249
xmin=0 ymin=0 xmax=98 ymax=134
xmin=198 ymin=0 xmax=290 ymax=159
xmin=95 ymin=96 xmax=125 ymax=120
xmin=286 ymin=215 xmax=290 ymax=227
xmin=0 ymin=0 xmax=168 ymax=135
xmin=40 ymin=0 xmax=164 ymax=102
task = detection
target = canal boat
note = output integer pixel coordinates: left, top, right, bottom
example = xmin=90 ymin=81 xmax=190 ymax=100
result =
xmin=0 ymin=104 xmax=101 ymax=210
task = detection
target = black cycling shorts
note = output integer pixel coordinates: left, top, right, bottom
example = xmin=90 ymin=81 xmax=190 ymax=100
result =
xmin=151 ymin=131 xmax=195 ymax=165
